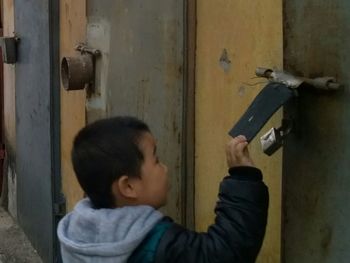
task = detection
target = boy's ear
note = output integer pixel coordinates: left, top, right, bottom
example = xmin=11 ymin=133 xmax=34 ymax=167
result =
xmin=112 ymin=175 xmax=138 ymax=199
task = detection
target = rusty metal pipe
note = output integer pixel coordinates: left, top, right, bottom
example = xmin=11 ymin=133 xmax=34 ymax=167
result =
xmin=61 ymin=55 xmax=94 ymax=91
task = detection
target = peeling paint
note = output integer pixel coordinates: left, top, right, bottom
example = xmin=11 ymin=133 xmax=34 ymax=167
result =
xmin=219 ymin=48 xmax=231 ymax=73
xmin=86 ymin=17 xmax=110 ymax=118
xmin=238 ymin=86 xmax=246 ymax=96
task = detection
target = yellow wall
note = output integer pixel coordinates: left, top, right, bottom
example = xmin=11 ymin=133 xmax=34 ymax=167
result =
xmin=195 ymin=1 xmax=282 ymax=262
xmin=60 ymin=0 xmax=86 ymax=211
xmin=3 ymin=0 xmax=16 ymax=154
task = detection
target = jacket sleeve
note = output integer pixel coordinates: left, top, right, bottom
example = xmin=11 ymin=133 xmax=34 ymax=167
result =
xmin=155 ymin=166 xmax=269 ymax=263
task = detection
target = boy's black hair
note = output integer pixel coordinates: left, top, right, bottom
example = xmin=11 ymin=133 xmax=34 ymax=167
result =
xmin=71 ymin=116 xmax=150 ymax=209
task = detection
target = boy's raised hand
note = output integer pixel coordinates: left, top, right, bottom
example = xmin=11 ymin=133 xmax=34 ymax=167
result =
xmin=226 ymin=135 xmax=255 ymax=168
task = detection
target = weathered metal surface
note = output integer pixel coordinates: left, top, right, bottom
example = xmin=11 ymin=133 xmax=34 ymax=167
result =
xmin=86 ymin=1 xmax=185 ymax=223
xmin=61 ymin=55 xmax=94 ymax=91
xmin=195 ymin=1 xmax=283 ymax=262
xmin=283 ymin=1 xmax=350 ymax=262
xmin=14 ymin=0 xmax=59 ymax=261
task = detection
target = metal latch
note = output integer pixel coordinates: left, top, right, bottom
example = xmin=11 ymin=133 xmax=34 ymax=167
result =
xmin=54 ymin=193 xmax=66 ymax=218
xmin=75 ymin=43 xmax=101 ymax=56
xmin=229 ymin=67 xmax=340 ymax=156
xmin=260 ymin=119 xmax=293 ymax=156
xmin=255 ymin=67 xmax=340 ymax=90
xmin=255 ymin=67 xmax=339 ymax=156
xmin=0 ymin=37 xmax=20 ymax=64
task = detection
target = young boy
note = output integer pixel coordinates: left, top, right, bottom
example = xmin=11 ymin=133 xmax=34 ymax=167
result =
xmin=57 ymin=116 xmax=269 ymax=263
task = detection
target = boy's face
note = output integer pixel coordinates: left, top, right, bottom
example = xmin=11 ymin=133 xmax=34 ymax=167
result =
xmin=134 ymin=132 xmax=170 ymax=209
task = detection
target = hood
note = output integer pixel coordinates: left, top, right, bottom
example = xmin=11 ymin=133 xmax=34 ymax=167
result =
xmin=57 ymin=198 xmax=163 ymax=263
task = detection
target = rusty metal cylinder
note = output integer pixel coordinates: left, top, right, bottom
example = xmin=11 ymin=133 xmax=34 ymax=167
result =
xmin=61 ymin=54 xmax=93 ymax=91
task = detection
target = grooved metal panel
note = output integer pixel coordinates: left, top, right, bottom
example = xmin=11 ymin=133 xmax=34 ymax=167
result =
xmin=14 ymin=0 xmax=59 ymax=262
xmin=283 ymin=1 xmax=350 ymax=262
xmin=86 ymin=1 xmax=185 ymax=223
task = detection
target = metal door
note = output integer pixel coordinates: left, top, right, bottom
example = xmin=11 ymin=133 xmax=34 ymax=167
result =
xmin=14 ymin=1 xmax=60 ymax=262
xmin=85 ymin=1 xmax=187 ymax=224
xmin=283 ymin=1 xmax=350 ymax=262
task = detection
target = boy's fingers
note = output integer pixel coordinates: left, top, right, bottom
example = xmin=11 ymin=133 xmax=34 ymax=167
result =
xmin=235 ymin=141 xmax=248 ymax=157
xmin=238 ymin=135 xmax=247 ymax=141
xmin=234 ymin=135 xmax=247 ymax=143
xmin=227 ymin=135 xmax=247 ymax=148
xmin=226 ymin=135 xmax=254 ymax=168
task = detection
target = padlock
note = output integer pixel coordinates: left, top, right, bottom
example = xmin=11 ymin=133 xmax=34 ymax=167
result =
xmin=260 ymin=119 xmax=293 ymax=156
xmin=260 ymin=128 xmax=283 ymax=156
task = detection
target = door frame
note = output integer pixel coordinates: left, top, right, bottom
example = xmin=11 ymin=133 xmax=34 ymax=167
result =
xmin=183 ymin=0 xmax=196 ymax=229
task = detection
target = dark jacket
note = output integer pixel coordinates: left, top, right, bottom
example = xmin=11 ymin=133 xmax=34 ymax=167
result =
xmin=129 ymin=166 xmax=269 ymax=263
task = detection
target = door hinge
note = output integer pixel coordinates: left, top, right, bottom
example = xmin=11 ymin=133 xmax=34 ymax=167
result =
xmin=54 ymin=194 xmax=66 ymax=218
xmin=0 ymin=36 xmax=20 ymax=64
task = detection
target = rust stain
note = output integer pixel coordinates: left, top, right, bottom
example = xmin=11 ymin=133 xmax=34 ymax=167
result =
xmin=178 ymin=65 xmax=183 ymax=76
xmin=320 ymin=224 xmax=332 ymax=253
xmin=172 ymin=118 xmax=178 ymax=133
xmin=65 ymin=2 xmax=69 ymax=16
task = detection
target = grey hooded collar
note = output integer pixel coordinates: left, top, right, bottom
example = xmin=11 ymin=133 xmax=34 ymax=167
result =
xmin=57 ymin=198 xmax=163 ymax=263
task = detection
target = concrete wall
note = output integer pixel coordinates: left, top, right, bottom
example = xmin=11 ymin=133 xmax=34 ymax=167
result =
xmin=195 ymin=1 xmax=283 ymax=262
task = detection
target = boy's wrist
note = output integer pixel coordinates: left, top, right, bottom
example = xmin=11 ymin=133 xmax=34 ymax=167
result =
xmin=227 ymin=166 xmax=263 ymax=181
